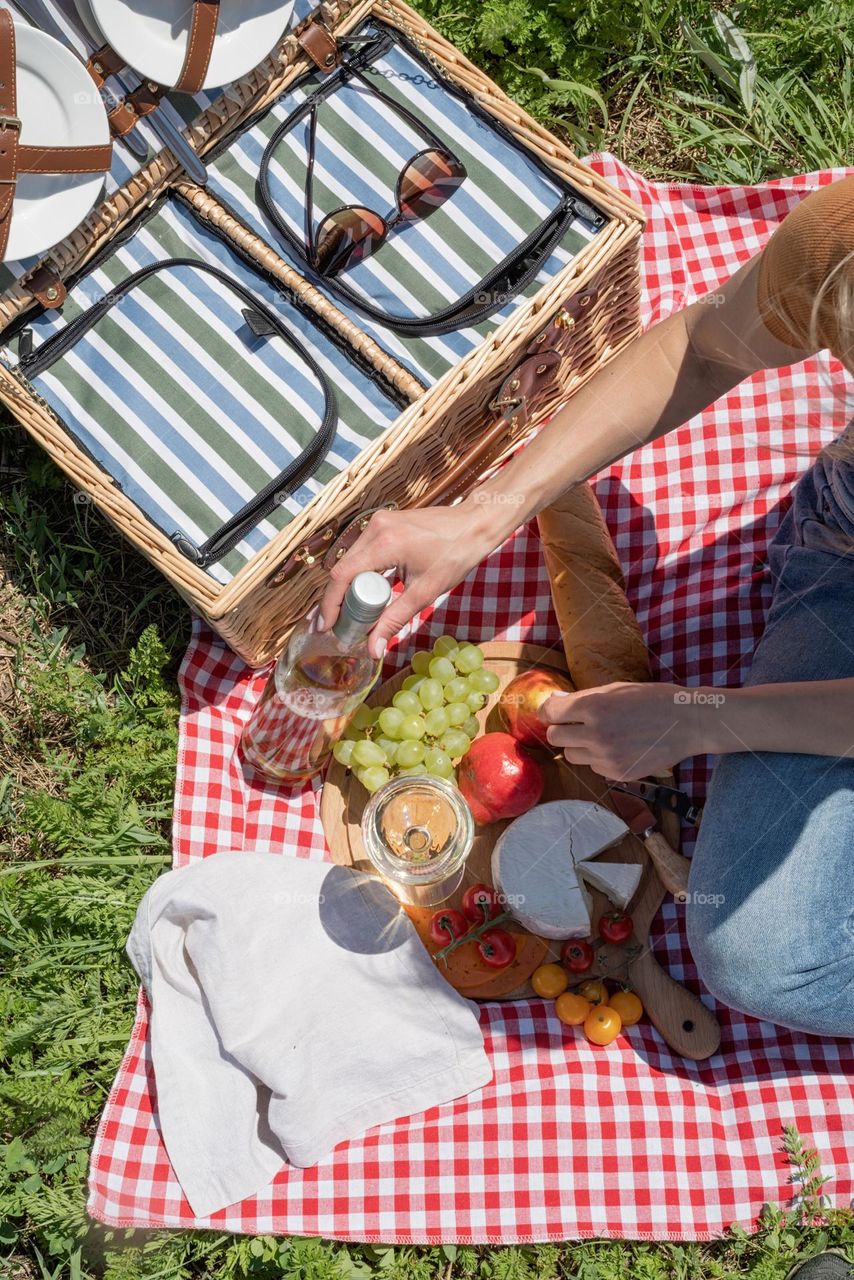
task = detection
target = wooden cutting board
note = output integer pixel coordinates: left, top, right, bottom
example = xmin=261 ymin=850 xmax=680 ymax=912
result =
xmin=321 ymin=642 xmax=720 ymax=1059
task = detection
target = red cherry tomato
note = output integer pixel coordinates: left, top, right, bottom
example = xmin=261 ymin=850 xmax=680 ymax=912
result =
xmin=428 ymin=908 xmax=470 ymax=947
xmin=599 ymin=910 xmax=634 ymax=945
xmin=461 ymin=882 xmax=501 ymax=924
xmin=562 ymin=938 xmax=595 ymax=973
xmin=477 ymin=928 xmax=517 ymax=969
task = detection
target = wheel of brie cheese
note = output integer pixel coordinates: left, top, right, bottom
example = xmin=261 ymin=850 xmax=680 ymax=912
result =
xmin=491 ymin=800 xmax=641 ymax=939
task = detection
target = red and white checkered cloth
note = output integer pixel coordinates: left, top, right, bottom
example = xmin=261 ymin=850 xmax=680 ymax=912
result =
xmin=88 ymin=154 xmax=854 ymax=1243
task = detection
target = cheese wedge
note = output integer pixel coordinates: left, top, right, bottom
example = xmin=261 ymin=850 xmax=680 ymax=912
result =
xmin=491 ymin=801 xmax=627 ymax=940
xmin=577 ymin=859 xmax=642 ymax=910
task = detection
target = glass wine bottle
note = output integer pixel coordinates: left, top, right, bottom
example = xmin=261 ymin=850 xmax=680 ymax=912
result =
xmin=239 ymin=572 xmax=392 ymax=782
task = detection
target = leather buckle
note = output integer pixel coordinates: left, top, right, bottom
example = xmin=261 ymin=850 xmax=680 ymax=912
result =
xmin=296 ymin=18 xmax=340 ymax=71
xmin=0 ymin=116 xmax=22 ymax=132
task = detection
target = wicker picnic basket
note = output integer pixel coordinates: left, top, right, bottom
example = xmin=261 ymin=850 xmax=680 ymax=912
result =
xmin=0 ymin=0 xmax=645 ymax=666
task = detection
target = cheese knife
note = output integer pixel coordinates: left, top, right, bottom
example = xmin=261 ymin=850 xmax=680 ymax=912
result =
xmin=607 ymin=785 xmax=693 ymax=899
xmin=136 ymin=94 xmax=208 ymax=186
xmin=611 ymin=777 xmax=703 ymax=826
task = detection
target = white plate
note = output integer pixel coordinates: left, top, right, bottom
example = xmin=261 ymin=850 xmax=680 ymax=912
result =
xmin=4 ymin=22 xmax=110 ymax=262
xmin=89 ymin=0 xmax=294 ymax=92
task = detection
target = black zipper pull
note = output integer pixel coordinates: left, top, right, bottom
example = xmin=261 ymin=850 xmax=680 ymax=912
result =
xmin=18 ymin=328 xmax=33 ymax=361
xmin=241 ymin=307 xmax=278 ymax=340
xmin=170 ymin=532 xmax=204 ymax=563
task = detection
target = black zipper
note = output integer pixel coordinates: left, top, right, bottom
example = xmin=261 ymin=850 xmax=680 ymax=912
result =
xmin=21 ymin=256 xmax=341 ymax=567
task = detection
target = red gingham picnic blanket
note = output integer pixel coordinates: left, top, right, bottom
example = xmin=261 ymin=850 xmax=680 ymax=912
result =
xmin=88 ymin=154 xmax=854 ymax=1243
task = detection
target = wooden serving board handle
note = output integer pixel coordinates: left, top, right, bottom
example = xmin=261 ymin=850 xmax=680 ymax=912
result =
xmin=628 ymin=949 xmax=721 ymax=1060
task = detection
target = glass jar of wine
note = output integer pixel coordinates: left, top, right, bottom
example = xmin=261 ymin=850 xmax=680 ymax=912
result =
xmin=239 ymin=572 xmax=392 ymax=781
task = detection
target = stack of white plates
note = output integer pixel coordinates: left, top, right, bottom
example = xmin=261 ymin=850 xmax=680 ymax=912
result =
xmin=3 ymin=20 xmax=109 ymax=261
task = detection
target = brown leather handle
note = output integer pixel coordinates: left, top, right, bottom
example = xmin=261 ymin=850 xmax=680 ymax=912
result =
xmin=265 ymin=506 xmax=396 ymax=589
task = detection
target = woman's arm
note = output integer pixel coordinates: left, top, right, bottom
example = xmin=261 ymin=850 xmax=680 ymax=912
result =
xmin=319 ymin=254 xmax=811 ymax=654
xmin=464 ymin=252 xmax=811 ymax=533
xmin=539 ymin=678 xmax=854 ymax=780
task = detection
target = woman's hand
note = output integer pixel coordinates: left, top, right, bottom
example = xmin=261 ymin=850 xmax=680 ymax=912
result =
xmin=318 ymin=501 xmax=499 ymax=658
xmin=540 ymin=682 xmax=705 ymax=779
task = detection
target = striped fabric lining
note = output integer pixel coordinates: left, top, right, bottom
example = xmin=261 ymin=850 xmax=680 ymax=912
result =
xmin=205 ymin=23 xmax=605 ymax=385
xmin=10 ymin=196 xmax=402 ymax=584
xmin=0 ymin=0 xmax=317 ymax=288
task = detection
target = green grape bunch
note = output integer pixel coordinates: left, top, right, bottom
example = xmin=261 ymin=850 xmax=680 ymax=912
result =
xmin=331 ymin=635 xmax=499 ymax=794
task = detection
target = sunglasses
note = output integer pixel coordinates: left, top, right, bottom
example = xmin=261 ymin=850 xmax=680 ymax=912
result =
xmin=302 ymin=62 xmax=467 ymax=278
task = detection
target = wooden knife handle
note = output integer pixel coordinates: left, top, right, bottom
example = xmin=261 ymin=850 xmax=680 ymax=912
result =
xmin=629 ymin=949 xmax=721 ymax=1061
xmin=643 ymin=830 xmax=691 ymax=899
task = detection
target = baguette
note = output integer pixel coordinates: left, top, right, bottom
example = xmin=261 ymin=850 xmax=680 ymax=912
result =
xmin=537 ymin=484 xmax=682 ymax=851
xmin=537 ymin=481 xmax=651 ymax=689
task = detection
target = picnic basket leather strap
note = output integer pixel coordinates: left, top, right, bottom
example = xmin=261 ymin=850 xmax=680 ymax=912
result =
xmin=0 ymin=9 xmax=112 ymax=260
xmin=175 ymin=0 xmax=220 ymax=94
xmin=85 ymin=43 xmax=166 ymax=138
xmin=108 ymin=81 xmax=166 ymax=136
xmin=296 ymin=19 xmax=341 ymax=71
xmin=86 ymin=42 xmax=126 ymax=88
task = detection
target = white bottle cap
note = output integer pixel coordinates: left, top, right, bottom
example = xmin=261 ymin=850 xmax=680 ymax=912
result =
xmin=342 ymin=572 xmax=392 ymax=626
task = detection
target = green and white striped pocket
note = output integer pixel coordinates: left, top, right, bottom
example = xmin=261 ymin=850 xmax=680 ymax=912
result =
xmin=205 ymin=20 xmax=608 ymax=386
xmin=8 ymin=196 xmax=406 ymax=584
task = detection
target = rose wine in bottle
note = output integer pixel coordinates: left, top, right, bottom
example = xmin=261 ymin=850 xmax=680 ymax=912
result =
xmin=239 ymin=571 xmax=392 ymax=781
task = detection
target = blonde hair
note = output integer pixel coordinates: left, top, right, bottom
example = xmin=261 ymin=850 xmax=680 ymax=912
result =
xmin=811 ymin=246 xmax=854 ymax=464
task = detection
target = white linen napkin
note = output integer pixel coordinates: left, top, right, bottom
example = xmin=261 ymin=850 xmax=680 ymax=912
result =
xmin=126 ymin=850 xmax=492 ymax=1218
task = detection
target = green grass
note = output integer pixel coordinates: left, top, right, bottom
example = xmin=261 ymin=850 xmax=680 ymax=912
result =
xmin=417 ymin=0 xmax=854 ymax=182
xmin=2 ymin=0 xmax=854 ymax=1272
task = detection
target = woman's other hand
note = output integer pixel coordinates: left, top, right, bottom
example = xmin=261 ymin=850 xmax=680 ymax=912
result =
xmin=540 ymin=682 xmax=708 ymax=779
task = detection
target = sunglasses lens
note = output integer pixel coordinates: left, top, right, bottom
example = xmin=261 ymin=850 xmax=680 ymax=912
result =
xmin=399 ymin=150 xmax=465 ymax=220
xmin=315 ymin=206 xmax=385 ymax=276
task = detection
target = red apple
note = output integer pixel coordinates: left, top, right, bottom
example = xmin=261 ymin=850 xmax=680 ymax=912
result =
xmin=458 ymin=732 xmax=544 ymax=825
xmin=498 ymin=668 xmax=576 ymax=748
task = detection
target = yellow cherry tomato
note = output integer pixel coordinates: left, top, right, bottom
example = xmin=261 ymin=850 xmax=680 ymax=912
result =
xmin=609 ymin=990 xmax=644 ymax=1026
xmin=554 ymin=992 xmax=590 ymax=1026
xmin=584 ymin=1005 xmax=623 ymax=1046
xmin=531 ymin=963 xmax=569 ymax=999
xmin=578 ymin=979 xmax=609 ymax=1006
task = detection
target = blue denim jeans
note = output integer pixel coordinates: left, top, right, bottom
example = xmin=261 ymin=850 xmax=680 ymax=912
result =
xmin=686 ymin=449 xmax=854 ymax=1037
